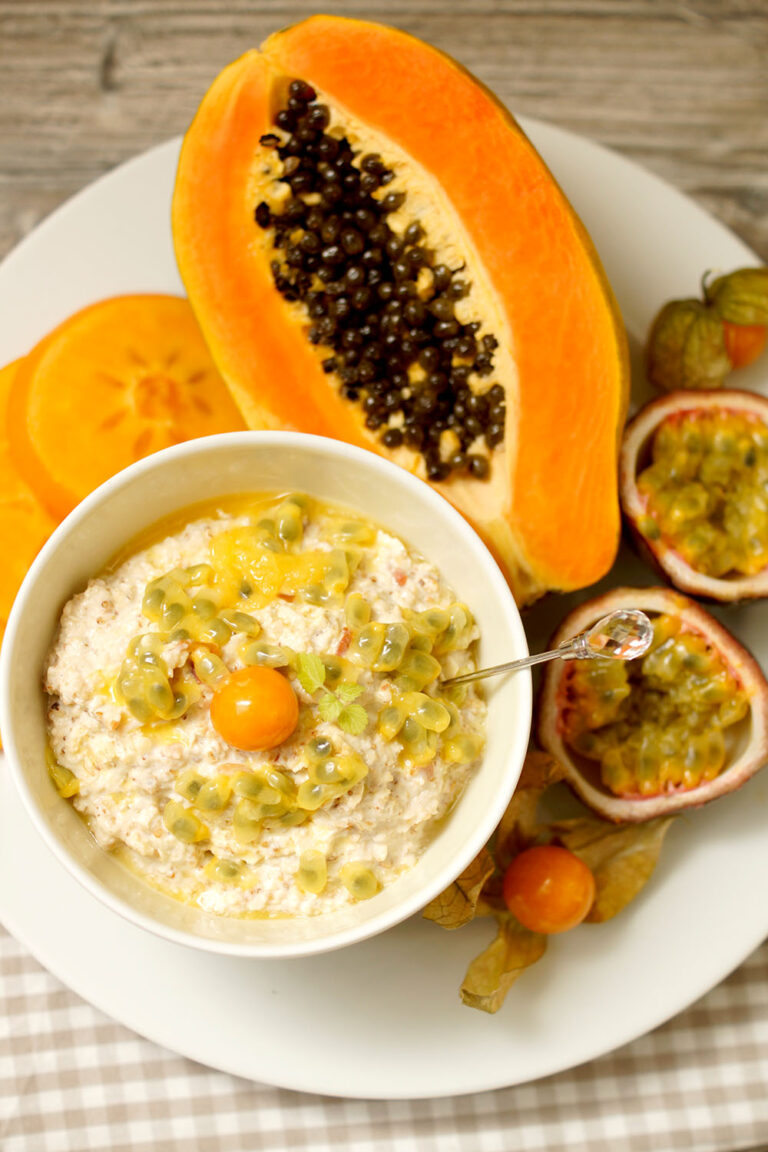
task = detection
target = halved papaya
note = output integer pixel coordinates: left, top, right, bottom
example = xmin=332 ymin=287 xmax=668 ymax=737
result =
xmin=173 ymin=15 xmax=629 ymax=604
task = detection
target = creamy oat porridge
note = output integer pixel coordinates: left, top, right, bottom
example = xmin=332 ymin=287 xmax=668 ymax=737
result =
xmin=44 ymin=492 xmax=486 ymax=916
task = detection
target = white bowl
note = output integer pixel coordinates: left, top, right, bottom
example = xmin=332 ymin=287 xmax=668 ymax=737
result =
xmin=0 ymin=432 xmax=530 ymax=957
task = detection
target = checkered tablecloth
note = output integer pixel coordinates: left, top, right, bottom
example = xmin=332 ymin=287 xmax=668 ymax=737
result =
xmin=1 ymin=927 xmax=767 ymax=1152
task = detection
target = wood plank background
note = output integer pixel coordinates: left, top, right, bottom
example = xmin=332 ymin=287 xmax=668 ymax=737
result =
xmin=0 ymin=0 xmax=766 ymax=267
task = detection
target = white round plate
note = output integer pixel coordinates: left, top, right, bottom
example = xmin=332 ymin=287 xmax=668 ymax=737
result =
xmin=1 ymin=121 xmax=767 ymax=1100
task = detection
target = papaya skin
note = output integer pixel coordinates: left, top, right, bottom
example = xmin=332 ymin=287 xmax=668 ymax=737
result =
xmin=173 ymin=15 xmax=628 ymax=604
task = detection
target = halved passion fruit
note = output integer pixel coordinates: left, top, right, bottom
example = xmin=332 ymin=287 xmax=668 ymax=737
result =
xmin=172 ymin=15 xmax=628 ymax=605
xmin=620 ymin=390 xmax=768 ymax=602
xmin=537 ymin=587 xmax=768 ymax=822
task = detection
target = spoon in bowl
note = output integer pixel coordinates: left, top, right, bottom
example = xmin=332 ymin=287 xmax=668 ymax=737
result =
xmin=442 ymin=608 xmax=654 ymax=688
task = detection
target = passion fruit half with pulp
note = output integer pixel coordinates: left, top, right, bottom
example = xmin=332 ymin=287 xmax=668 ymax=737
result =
xmin=620 ymin=390 xmax=768 ymax=602
xmin=537 ymin=587 xmax=768 ymax=823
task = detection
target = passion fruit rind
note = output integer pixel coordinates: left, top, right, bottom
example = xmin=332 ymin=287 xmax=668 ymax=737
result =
xmin=537 ymin=586 xmax=768 ymax=823
xmin=620 ymin=390 xmax=768 ymax=604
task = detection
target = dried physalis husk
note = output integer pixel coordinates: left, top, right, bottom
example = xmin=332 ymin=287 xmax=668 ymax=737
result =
xmin=422 ymin=849 xmax=495 ymax=930
xmin=423 ymin=749 xmax=563 ymax=1012
xmin=551 ymin=816 xmax=673 ymax=923
xmin=460 ymin=915 xmax=547 ymax=1014
xmin=492 ymin=749 xmax=565 ymax=874
xmin=422 ymin=748 xmax=563 ymax=929
xmin=424 ymin=748 xmax=676 ymax=1014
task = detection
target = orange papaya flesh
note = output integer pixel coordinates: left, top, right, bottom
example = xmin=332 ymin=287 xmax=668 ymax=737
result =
xmin=173 ymin=15 xmax=628 ymax=604
xmin=0 ymin=359 xmax=57 ymax=663
xmin=8 ymin=294 xmax=246 ymax=520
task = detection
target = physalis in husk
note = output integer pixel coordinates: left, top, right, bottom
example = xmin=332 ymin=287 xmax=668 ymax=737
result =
xmin=423 ymin=750 xmax=673 ymax=1013
xmin=646 ymin=267 xmax=768 ymax=392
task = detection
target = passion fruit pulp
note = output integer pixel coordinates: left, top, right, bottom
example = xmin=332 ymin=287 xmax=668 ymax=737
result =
xmin=620 ymin=390 xmax=768 ymax=602
xmin=537 ymin=587 xmax=768 ymax=822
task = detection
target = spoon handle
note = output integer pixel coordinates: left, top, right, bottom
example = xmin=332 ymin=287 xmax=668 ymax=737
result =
xmin=441 ymin=609 xmax=654 ymax=688
xmin=442 ymin=644 xmax=570 ymax=688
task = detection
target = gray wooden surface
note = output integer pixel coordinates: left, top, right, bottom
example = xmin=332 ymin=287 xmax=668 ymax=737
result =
xmin=0 ymin=0 xmax=766 ymax=267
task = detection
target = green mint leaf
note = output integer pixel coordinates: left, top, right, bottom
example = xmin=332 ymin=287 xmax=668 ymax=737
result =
xmin=318 ymin=692 xmax=342 ymax=722
xmin=337 ymin=703 xmax=369 ymax=735
xmin=335 ymin=681 xmax=363 ymax=704
xmin=296 ymin=652 xmax=326 ymax=696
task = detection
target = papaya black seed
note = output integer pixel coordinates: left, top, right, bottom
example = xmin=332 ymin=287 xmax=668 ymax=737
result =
xmin=434 ymin=319 xmax=460 ymax=339
xmin=431 ymin=296 xmax=454 ymax=321
xmin=361 ymin=153 xmax=384 ymax=174
xmin=466 ymin=393 xmax=487 ymax=416
xmin=258 ymin=83 xmax=503 ymax=480
xmin=341 ymin=229 xmax=364 ymax=255
xmin=381 ymin=191 xmax=405 ymax=213
xmin=351 ymin=286 xmax=373 ymax=310
xmin=275 ymin=110 xmax=296 ymax=132
xmin=354 ymin=208 xmax=377 ymax=231
xmin=432 ymin=264 xmax=452 ymax=291
xmin=382 ymin=427 xmax=404 ymax=448
xmin=317 ymin=136 xmax=339 ymax=160
xmin=467 ymin=454 xmax=490 ymax=478
xmin=306 ymin=104 xmax=330 ymax=130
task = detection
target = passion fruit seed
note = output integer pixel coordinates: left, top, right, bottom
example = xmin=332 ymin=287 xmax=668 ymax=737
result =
xmin=296 ymin=849 xmax=328 ymax=895
xmin=176 ymin=769 xmax=205 ymax=802
xmin=232 ymin=798 xmax=264 ymax=844
xmin=48 ymin=758 xmax=79 ymax=798
xmin=340 ymin=862 xmax=379 ymax=900
xmin=395 ymin=649 xmax=441 ymax=692
xmin=637 ymin=410 xmax=768 ymax=578
xmin=443 ymin=732 xmax=484 ymax=764
xmin=400 ymin=691 xmax=451 ymax=733
xmin=299 ymin=753 xmax=368 ymax=807
xmin=563 ymin=612 xmax=749 ymax=796
xmin=219 ymin=610 xmax=261 ymax=636
xmin=378 ymin=702 xmax=407 ymax=740
xmin=242 ymin=640 xmax=295 ymax=668
xmin=163 ymin=800 xmax=209 ymax=844
xmin=118 ymin=559 xmax=284 ymax=723
xmin=329 ymin=520 xmax=377 ymax=547
xmin=306 ymin=734 xmax=336 ymax=763
xmin=204 ymin=856 xmax=243 ymax=884
xmin=400 ymin=715 xmax=439 ymax=767
xmin=255 ymin=82 xmax=505 ymax=481
xmin=345 ymin=591 xmax=371 ymax=629
xmin=191 ymin=648 xmax=229 ymax=686
xmin=194 ymin=774 xmax=233 ymax=811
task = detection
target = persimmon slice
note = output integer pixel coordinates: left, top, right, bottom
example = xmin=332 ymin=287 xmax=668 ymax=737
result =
xmin=0 ymin=359 xmax=57 ymax=647
xmin=8 ymin=294 xmax=246 ymax=519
